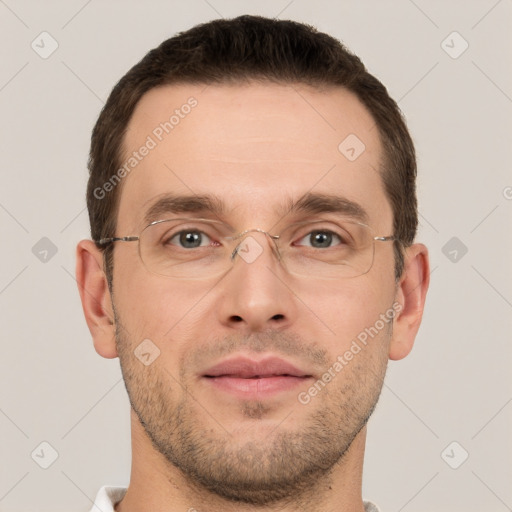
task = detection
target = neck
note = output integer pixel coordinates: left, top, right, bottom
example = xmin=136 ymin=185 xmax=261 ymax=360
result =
xmin=115 ymin=409 xmax=367 ymax=512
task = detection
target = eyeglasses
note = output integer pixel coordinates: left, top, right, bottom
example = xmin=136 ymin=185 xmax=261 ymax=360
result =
xmin=97 ymin=217 xmax=398 ymax=280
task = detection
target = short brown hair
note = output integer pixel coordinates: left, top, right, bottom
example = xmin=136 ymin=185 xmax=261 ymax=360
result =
xmin=87 ymin=15 xmax=417 ymax=287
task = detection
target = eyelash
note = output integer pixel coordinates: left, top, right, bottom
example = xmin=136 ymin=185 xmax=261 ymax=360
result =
xmin=166 ymin=226 xmax=347 ymax=249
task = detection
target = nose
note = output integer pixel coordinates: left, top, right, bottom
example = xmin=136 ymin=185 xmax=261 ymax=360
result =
xmin=215 ymin=230 xmax=297 ymax=332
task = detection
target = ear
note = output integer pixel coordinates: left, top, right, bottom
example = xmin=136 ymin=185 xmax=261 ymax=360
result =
xmin=76 ymin=240 xmax=118 ymax=359
xmin=389 ymin=243 xmax=430 ymax=360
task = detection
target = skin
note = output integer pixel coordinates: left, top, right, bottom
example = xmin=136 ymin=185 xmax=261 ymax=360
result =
xmin=76 ymin=82 xmax=429 ymax=512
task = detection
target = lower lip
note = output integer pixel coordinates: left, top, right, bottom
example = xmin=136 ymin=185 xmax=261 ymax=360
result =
xmin=204 ymin=375 xmax=310 ymax=399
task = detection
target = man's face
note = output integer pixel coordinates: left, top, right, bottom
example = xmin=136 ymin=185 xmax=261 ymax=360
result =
xmin=112 ymin=83 xmax=398 ymax=503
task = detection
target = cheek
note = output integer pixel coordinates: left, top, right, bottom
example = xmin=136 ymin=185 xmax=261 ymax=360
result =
xmin=113 ymin=265 xmax=211 ymax=345
xmin=295 ymin=277 xmax=394 ymax=354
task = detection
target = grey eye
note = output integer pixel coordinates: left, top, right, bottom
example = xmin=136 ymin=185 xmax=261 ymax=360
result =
xmin=170 ymin=230 xmax=211 ymax=248
xmin=298 ymin=230 xmax=341 ymax=248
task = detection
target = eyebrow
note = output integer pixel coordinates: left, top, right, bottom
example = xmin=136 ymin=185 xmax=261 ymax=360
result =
xmin=142 ymin=192 xmax=369 ymax=226
xmin=143 ymin=193 xmax=226 ymax=225
xmin=289 ymin=192 xmax=369 ymax=224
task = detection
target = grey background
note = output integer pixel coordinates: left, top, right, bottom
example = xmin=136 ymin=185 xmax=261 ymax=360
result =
xmin=1 ymin=1 xmax=511 ymax=511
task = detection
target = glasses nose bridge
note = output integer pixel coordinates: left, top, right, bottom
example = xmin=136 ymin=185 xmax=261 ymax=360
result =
xmin=229 ymin=228 xmax=281 ymax=262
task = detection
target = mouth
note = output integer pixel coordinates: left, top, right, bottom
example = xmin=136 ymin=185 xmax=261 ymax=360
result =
xmin=202 ymin=356 xmax=313 ymax=399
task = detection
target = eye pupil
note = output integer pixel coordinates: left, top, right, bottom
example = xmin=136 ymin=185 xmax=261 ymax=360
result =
xmin=311 ymin=231 xmax=332 ymax=248
xmin=180 ymin=231 xmax=202 ymax=248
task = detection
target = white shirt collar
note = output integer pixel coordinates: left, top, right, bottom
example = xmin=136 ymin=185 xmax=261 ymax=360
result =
xmin=89 ymin=485 xmax=381 ymax=512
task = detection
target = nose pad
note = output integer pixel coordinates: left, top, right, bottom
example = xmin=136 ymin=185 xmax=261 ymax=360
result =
xmin=229 ymin=229 xmax=281 ymax=265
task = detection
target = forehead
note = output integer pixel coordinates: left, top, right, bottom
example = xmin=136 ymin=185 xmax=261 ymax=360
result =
xmin=117 ymin=82 xmax=391 ymax=231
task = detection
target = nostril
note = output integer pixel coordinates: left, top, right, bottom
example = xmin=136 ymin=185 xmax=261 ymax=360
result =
xmin=271 ymin=314 xmax=285 ymax=321
xmin=230 ymin=315 xmax=244 ymax=323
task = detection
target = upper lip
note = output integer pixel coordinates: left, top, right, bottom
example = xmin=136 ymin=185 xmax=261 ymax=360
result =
xmin=203 ymin=355 xmax=311 ymax=378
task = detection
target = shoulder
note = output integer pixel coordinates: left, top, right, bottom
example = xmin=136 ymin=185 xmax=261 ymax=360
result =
xmin=364 ymin=500 xmax=381 ymax=512
xmin=88 ymin=486 xmax=127 ymax=512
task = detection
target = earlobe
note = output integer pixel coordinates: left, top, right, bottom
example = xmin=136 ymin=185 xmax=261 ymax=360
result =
xmin=76 ymin=240 xmax=118 ymax=359
xmin=389 ymin=243 xmax=430 ymax=361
